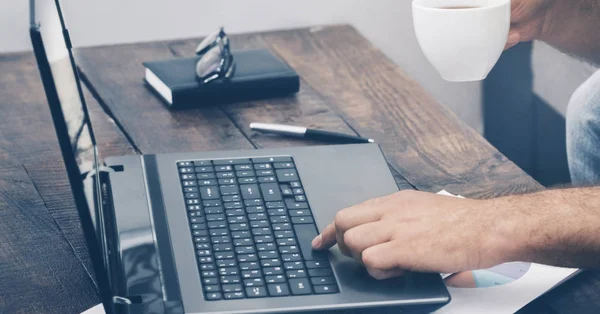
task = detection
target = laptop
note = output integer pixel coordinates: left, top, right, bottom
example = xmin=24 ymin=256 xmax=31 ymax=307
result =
xmin=29 ymin=1 xmax=450 ymax=313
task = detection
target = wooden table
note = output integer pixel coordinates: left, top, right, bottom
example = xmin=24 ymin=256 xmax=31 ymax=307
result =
xmin=1 ymin=25 xmax=598 ymax=314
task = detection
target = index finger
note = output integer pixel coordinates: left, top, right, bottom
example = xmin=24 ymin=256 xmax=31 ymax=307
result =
xmin=312 ymin=223 xmax=337 ymax=250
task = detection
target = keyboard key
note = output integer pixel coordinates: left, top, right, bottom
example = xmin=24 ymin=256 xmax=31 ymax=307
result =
xmin=241 ymin=269 xmax=262 ymax=279
xmin=220 ymin=276 xmax=241 ymax=284
xmin=224 ymin=201 xmax=243 ymax=209
xmin=191 ymin=224 xmax=206 ymax=230
xmin=280 ymin=185 xmax=294 ymax=196
xmin=293 ymin=188 xmax=304 ymax=195
xmin=266 ymin=201 xmax=284 ymax=209
xmin=194 ymin=236 xmax=209 ymax=243
xmin=179 ymin=167 xmax=194 ymax=174
xmin=261 ymin=259 xmax=281 ymax=267
xmin=263 ymin=267 xmax=284 ymax=275
xmin=219 ymin=267 xmax=239 ymax=276
xmin=185 ymin=192 xmax=199 ymax=199
xmin=205 ymin=292 xmax=221 ymax=300
xmin=268 ymin=283 xmax=290 ymax=297
xmin=196 ymin=243 xmax=210 ymax=250
xmin=211 ymin=236 xmax=230 ymax=244
xmin=235 ymin=246 xmax=256 ymax=255
xmin=276 ymin=169 xmax=298 ymax=182
xmin=228 ymin=215 xmax=247 ymax=224
xmin=200 ymin=263 xmax=215 ymax=271
xmin=295 ymin=195 xmax=306 ymax=202
xmin=274 ymin=162 xmax=295 ymax=169
xmin=258 ymin=250 xmax=279 ymax=260
xmin=289 ymin=210 xmax=311 ymax=217
xmin=232 ymin=231 xmax=251 ymax=239
xmin=195 ymin=166 xmax=213 ymax=173
xmin=216 ymin=172 xmax=235 ymax=179
xmin=217 ymin=259 xmax=236 ymax=268
xmin=190 ymin=217 xmax=205 ymax=224
xmin=204 ymin=207 xmax=224 ymax=215
xmin=274 ymin=230 xmax=294 ymax=238
xmin=311 ymin=277 xmax=336 ymax=285
xmin=272 ymin=223 xmax=292 ymax=231
xmin=314 ymin=285 xmax=338 ymax=294
xmin=256 ymin=242 xmax=276 ymax=251
xmin=240 ymin=184 xmax=260 ymax=199
xmin=285 ymin=199 xmax=309 ymax=209
xmin=198 ymin=256 xmax=213 ymax=264
xmin=193 ymin=160 xmax=211 ymax=166
xmin=233 ymin=238 xmax=253 ymax=246
xmin=253 ymin=157 xmax=292 ymax=163
xmin=204 ymin=284 xmax=220 ymax=292
xmin=229 ymin=223 xmax=249 ymax=231
xmin=246 ymin=286 xmax=268 ymax=298
xmin=252 ymin=227 xmax=271 ymax=235
xmin=238 ymin=177 xmax=257 ymax=184
xmin=193 ymin=230 xmax=208 ymax=237
xmin=244 ymin=278 xmax=265 ymax=287
xmin=268 ymin=208 xmax=286 ymax=216
xmin=220 ymin=185 xmax=239 ymax=196
xmin=237 ymin=170 xmax=255 ymax=177
xmin=254 ymin=235 xmax=274 ymax=243
xmin=214 ymin=243 xmax=233 ymax=252
xmin=206 ymin=214 xmax=226 ymax=222
xmin=210 ymin=228 xmax=228 ymax=237
xmin=197 ymin=173 xmax=216 ymax=180
xmin=290 ymin=181 xmax=301 ymax=188
xmin=203 ymin=277 xmax=218 ymax=285
xmin=215 ymin=165 xmax=233 ymax=172
xmin=253 ymin=163 xmax=272 ymax=170
xmin=200 ymin=186 xmax=220 ymax=200
xmin=188 ymin=208 xmax=202 ymax=214
xmin=178 ymin=161 xmax=193 ymax=167
xmin=260 ymin=183 xmax=283 ymax=202
xmin=306 ymin=261 xmax=329 ymax=269
xmin=277 ymin=238 xmax=297 ymax=246
xmin=222 ymin=284 xmax=243 ymax=292
xmin=235 ymin=164 xmax=253 ymax=171
xmin=270 ymin=215 xmax=289 ymax=224
xmin=265 ymin=275 xmax=286 ymax=284
xmin=184 ymin=187 xmax=199 ymax=193
xmin=203 ymin=200 xmax=221 ymax=207
xmin=246 ymin=206 xmax=266 ymax=214
xmin=244 ymin=199 xmax=263 ymax=207
xmin=279 ymin=246 xmax=299 ymax=254
xmin=214 ymin=252 xmax=235 ymax=260
xmin=225 ymin=209 xmax=245 ymax=217
xmin=222 ymin=195 xmax=241 ymax=202
xmin=214 ymin=159 xmax=250 ymax=165
xmin=224 ymin=292 xmax=245 ymax=299
xmin=256 ymin=170 xmax=275 ymax=176
xmin=180 ymin=174 xmax=196 ymax=180
xmin=284 ymin=262 xmax=304 ymax=270
xmin=202 ymin=271 xmax=217 ymax=277
xmin=258 ymin=176 xmax=276 ymax=183
xmin=187 ymin=199 xmax=200 ymax=205
xmin=218 ymin=178 xmax=236 ymax=185
xmin=250 ymin=220 xmax=269 ymax=228
xmin=248 ymin=213 xmax=267 ymax=221
xmin=239 ymin=262 xmax=259 ymax=270
xmin=207 ymin=221 xmax=225 ymax=229
xmin=289 ymin=278 xmax=312 ymax=295
xmin=282 ymin=253 xmax=302 ymax=262
xmin=197 ymin=250 xmax=211 ymax=257
xmin=291 ymin=216 xmax=314 ymax=224
xmin=237 ymin=254 xmax=258 ymax=262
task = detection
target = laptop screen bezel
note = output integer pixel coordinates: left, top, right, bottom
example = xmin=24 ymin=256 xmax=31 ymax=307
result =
xmin=29 ymin=0 xmax=115 ymax=313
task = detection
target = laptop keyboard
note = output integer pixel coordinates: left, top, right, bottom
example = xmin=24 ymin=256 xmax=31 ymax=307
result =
xmin=178 ymin=157 xmax=340 ymax=301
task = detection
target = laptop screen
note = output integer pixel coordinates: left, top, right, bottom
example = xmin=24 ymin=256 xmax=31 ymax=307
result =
xmin=30 ymin=0 xmax=114 ymax=313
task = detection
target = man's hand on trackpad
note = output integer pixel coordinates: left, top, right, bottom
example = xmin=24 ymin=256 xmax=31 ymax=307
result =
xmin=311 ymin=190 xmax=518 ymax=280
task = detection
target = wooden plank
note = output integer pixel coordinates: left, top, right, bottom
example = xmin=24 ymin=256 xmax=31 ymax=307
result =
xmin=258 ymin=25 xmax=543 ymax=198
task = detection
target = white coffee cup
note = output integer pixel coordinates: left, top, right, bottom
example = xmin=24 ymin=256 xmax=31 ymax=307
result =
xmin=412 ymin=0 xmax=510 ymax=82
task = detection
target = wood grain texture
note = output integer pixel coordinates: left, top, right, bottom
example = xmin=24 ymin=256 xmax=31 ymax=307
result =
xmin=0 ymin=53 xmax=100 ymax=314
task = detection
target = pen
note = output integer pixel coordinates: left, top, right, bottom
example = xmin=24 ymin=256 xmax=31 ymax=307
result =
xmin=250 ymin=123 xmax=375 ymax=144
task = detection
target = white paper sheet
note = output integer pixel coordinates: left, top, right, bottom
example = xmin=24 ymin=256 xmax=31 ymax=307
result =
xmin=435 ymin=190 xmax=578 ymax=314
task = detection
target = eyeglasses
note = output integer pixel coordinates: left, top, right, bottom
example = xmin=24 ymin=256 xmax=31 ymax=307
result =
xmin=195 ymin=27 xmax=236 ymax=84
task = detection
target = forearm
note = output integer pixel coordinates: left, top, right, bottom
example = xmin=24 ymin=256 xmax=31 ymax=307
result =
xmin=493 ymin=187 xmax=600 ymax=268
xmin=542 ymin=0 xmax=600 ymax=64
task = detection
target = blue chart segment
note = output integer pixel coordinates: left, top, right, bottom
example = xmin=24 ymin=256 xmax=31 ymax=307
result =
xmin=445 ymin=262 xmax=531 ymax=288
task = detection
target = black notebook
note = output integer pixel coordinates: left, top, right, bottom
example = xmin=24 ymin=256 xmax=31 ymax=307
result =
xmin=143 ymin=49 xmax=300 ymax=108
